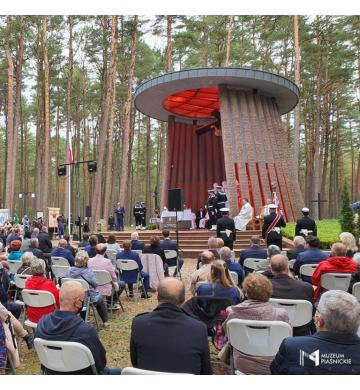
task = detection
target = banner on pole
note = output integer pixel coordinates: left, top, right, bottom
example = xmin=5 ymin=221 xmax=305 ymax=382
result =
xmin=0 ymin=209 xmax=10 ymax=226
xmin=48 ymin=207 xmax=60 ymax=228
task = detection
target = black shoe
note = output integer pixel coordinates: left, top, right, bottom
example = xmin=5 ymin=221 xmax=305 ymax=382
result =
xmin=23 ymin=333 xmax=34 ymax=350
xmin=129 ymin=292 xmax=134 ymax=298
xmin=141 ymin=292 xmax=152 ymax=299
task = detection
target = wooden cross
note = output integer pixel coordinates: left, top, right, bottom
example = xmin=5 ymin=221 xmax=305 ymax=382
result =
xmin=311 ymin=192 xmax=328 ymax=220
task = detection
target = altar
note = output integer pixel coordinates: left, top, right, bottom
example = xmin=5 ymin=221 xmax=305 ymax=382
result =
xmin=161 ymin=210 xmax=193 ymax=230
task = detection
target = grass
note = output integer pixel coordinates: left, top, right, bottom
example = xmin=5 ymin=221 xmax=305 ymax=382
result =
xmin=282 ymin=219 xmax=341 ymax=248
xmin=15 ymin=258 xmax=229 ymax=375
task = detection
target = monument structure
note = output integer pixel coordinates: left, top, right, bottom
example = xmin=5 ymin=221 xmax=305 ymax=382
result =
xmin=135 ymin=67 xmax=303 ymax=221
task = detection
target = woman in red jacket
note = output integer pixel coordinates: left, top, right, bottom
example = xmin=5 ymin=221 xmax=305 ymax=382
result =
xmin=25 ymin=258 xmax=59 ymax=323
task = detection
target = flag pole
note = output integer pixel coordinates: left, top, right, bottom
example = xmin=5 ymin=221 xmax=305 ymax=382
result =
xmin=68 ymin=163 xmax=71 ymax=238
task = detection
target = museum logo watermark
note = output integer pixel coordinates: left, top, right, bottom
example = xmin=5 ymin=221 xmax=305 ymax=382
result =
xmin=299 ymin=349 xmax=352 ymax=367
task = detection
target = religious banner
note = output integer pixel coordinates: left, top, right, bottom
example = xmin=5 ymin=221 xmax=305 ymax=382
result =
xmin=0 ymin=209 xmax=10 ymax=226
xmin=48 ymin=207 xmax=60 ymax=228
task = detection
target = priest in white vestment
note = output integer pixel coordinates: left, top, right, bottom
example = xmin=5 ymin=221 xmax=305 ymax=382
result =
xmin=234 ymin=198 xmax=254 ymax=231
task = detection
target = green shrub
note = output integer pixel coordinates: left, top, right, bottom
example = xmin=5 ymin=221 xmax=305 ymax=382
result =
xmin=282 ymin=219 xmax=341 ymax=249
xmin=340 ymin=182 xmax=356 ymax=236
xmin=146 ymin=224 xmax=158 ymax=230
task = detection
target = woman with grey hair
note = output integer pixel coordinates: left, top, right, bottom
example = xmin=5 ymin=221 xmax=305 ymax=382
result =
xmin=267 ymin=245 xmax=281 ymax=259
xmin=347 ymin=252 xmax=360 ymax=293
xmin=17 ymin=252 xmax=35 ymax=275
xmin=24 ymin=258 xmax=60 ymax=324
xmin=65 ymin=250 xmax=109 ymax=327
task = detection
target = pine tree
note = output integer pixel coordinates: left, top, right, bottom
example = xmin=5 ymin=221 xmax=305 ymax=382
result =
xmin=340 ymin=182 xmax=355 ymax=234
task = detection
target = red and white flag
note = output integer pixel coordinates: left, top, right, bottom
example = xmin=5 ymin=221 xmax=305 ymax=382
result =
xmin=67 ymin=131 xmax=73 ymax=164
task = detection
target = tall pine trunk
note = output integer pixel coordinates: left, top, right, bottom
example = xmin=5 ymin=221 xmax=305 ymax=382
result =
xmin=293 ymin=15 xmax=301 ymax=176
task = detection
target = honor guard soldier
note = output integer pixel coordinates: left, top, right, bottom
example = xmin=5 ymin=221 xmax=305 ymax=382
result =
xmin=216 ymin=207 xmax=236 ymax=250
xmin=262 ymin=204 xmax=286 ymax=250
xmin=206 ymin=190 xmax=217 ymax=230
xmin=215 ymin=185 xmax=228 ymax=219
xmin=140 ymin=202 xmax=147 ymax=230
xmin=133 ymin=201 xmax=143 ymax=230
xmin=295 ymin=207 xmax=317 ymax=238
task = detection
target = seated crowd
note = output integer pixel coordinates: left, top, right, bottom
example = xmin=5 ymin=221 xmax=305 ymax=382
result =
xmin=1 ymin=222 xmax=360 ymax=375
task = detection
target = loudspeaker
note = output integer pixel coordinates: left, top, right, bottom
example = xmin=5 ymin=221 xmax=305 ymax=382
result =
xmin=85 ymin=205 xmax=92 ymax=218
xmin=168 ymin=188 xmax=182 ymax=212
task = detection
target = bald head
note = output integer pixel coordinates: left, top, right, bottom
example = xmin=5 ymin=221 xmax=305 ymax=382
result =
xmin=157 ymin=277 xmax=185 ymax=306
xmin=200 ymin=250 xmax=214 ymax=265
xmin=59 ymin=239 xmax=67 ymax=248
xmin=270 ymin=254 xmax=289 ymax=275
xmin=59 ymin=281 xmax=85 ymax=312
xmin=96 ymin=243 xmax=107 ymax=255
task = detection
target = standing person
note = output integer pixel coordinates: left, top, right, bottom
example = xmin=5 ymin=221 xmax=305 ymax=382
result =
xmin=195 ymin=207 xmax=207 ymax=229
xmin=295 ymin=207 xmax=317 ymax=238
xmin=133 ymin=201 xmax=142 ymax=230
xmin=83 ymin=217 xmax=90 ymax=234
xmin=57 ymin=214 xmax=65 ymax=238
xmin=22 ymin=215 xmax=30 ymax=232
xmin=262 ymin=204 xmax=286 ymax=250
xmin=206 ymin=190 xmax=217 ymax=230
xmin=140 ymin=202 xmax=147 ymax=230
xmin=214 ymin=185 xmax=227 ymax=219
xmin=216 ymin=208 xmax=236 ymax=250
xmin=114 ymin=203 xmax=125 ymax=232
xmin=108 ymin=215 xmax=115 ymax=231
xmin=234 ymin=198 xmax=254 ymax=231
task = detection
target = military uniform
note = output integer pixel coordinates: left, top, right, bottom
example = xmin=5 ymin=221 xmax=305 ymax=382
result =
xmin=133 ymin=203 xmax=143 ymax=229
xmin=206 ymin=194 xmax=217 ymax=229
xmin=140 ymin=204 xmax=147 ymax=228
xmin=215 ymin=190 xmax=228 ymax=219
xmin=262 ymin=212 xmax=286 ymax=250
xmin=295 ymin=216 xmax=317 ymax=238
xmin=216 ymin=215 xmax=236 ymax=250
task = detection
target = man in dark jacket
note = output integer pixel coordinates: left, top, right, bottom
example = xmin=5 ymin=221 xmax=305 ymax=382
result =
xmin=35 ymin=280 xmax=121 ymax=374
xmin=216 ymin=208 xmax=236 ymax=250
xmin=130 ymin=232 xmax=145 ymax=251
xmin=295 ymin=207 xmax=317 ymax=238
xmin=293 ymin=235 xmax=329 ymax=278
xmin=262 ymin=204 xmax=286 ymax=250
xmin=287 ymin=236 xmax=306 ymax=260
xmin=160 ymin=229 xmax=184 ymax=276
xmin=130 ymin=278 xmax=212 ymax=374
xmin=271 ymin=290 xmax=360 ymax=374
xmin=51 ymin=239 xmax=75 ymax=266
xmin=37 ymin=226 xmax=52 ymax=254
xmin=239 ymin=235 xmax=268 ymax=266
xmin=269 ymin=254 xmax=314 ymax=335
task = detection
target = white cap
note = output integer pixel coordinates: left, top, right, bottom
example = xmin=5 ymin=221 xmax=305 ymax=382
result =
xmin=208 ymin=189 xmax=215 ymax=193
xmin=268 ymin=204 xmax=277 ymax=209
xmin=220 ymin=207 xmax=230 ymax=212
xmin=302 ymin=207 xmax=310 ymax=213
xmin=216 ymin=185 xmax=222 ymax=189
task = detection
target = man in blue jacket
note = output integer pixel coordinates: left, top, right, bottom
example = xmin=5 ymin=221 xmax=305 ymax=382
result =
xmin=239 ymin=235 xmax=267 ymax=266
xmin=271 ymin=290 xmax=360 ymax=374
xmin=293 ymin=235 xmax=329 ymax=279
xmin=51 ymin=239 xmax=75 ymax=266
xmin=219 ymin=246 xmax=244 ymax=286
xmin=35 ymin=280 xmax=121 ymax=374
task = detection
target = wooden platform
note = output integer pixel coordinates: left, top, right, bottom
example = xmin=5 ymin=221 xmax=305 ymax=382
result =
xmin=99 ymin=229 xmax=292 ymax=259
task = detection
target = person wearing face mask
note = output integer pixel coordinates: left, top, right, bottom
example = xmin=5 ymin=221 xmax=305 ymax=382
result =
xmin=35 ymin=280 xmax=122 ymax=374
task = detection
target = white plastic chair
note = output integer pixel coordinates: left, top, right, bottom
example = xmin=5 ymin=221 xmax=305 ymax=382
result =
xmin=7 ymin=260 xmax=22 ymax=275
xmin=51 ymin=265 xmax=70 ymax=283
xmin=243 ymin=258 xmax=269 ymax=272
xmin=92 ymin=269 xmax=124 ymax=315
xmin=269 ymin=298 xmax=313 ymax=328
xmin=289 ymin=259 xmax=296 ymax=271
xmin=21 ymin=289 xmax=57 ymax=328
xmin=133 ymin=249 xmax=143 ymax=255
xmin=121 ymin=367 xmax=192 ymax=375
xmin=164 ymin=249 xmax=182 ymax=279
xmin=34 ymin=338 xmax=98 ymax=374
xmin=106 ymin=250 xmax=118 ymax=266
xmin=299 ymin=264 xmax=318 ymax=279
xmin=13 ymin=274 xmax=32 ymax=301
xmin=51 ymin=256 xmax=70 ymax=267
xmin=116 ymin=259 xmax=147 ymax=298
xmin=226 ymin=318 xmax=292 ymax=374
xmin=230 ymin=271 xmax=238 ymax=286
xmin=61 ymin=278 xmax=99 ymax=330
xmin=352 ymin=282 xmax=360 ymax=301
xmin=320 ymin=273 xmax=352 ymax=292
